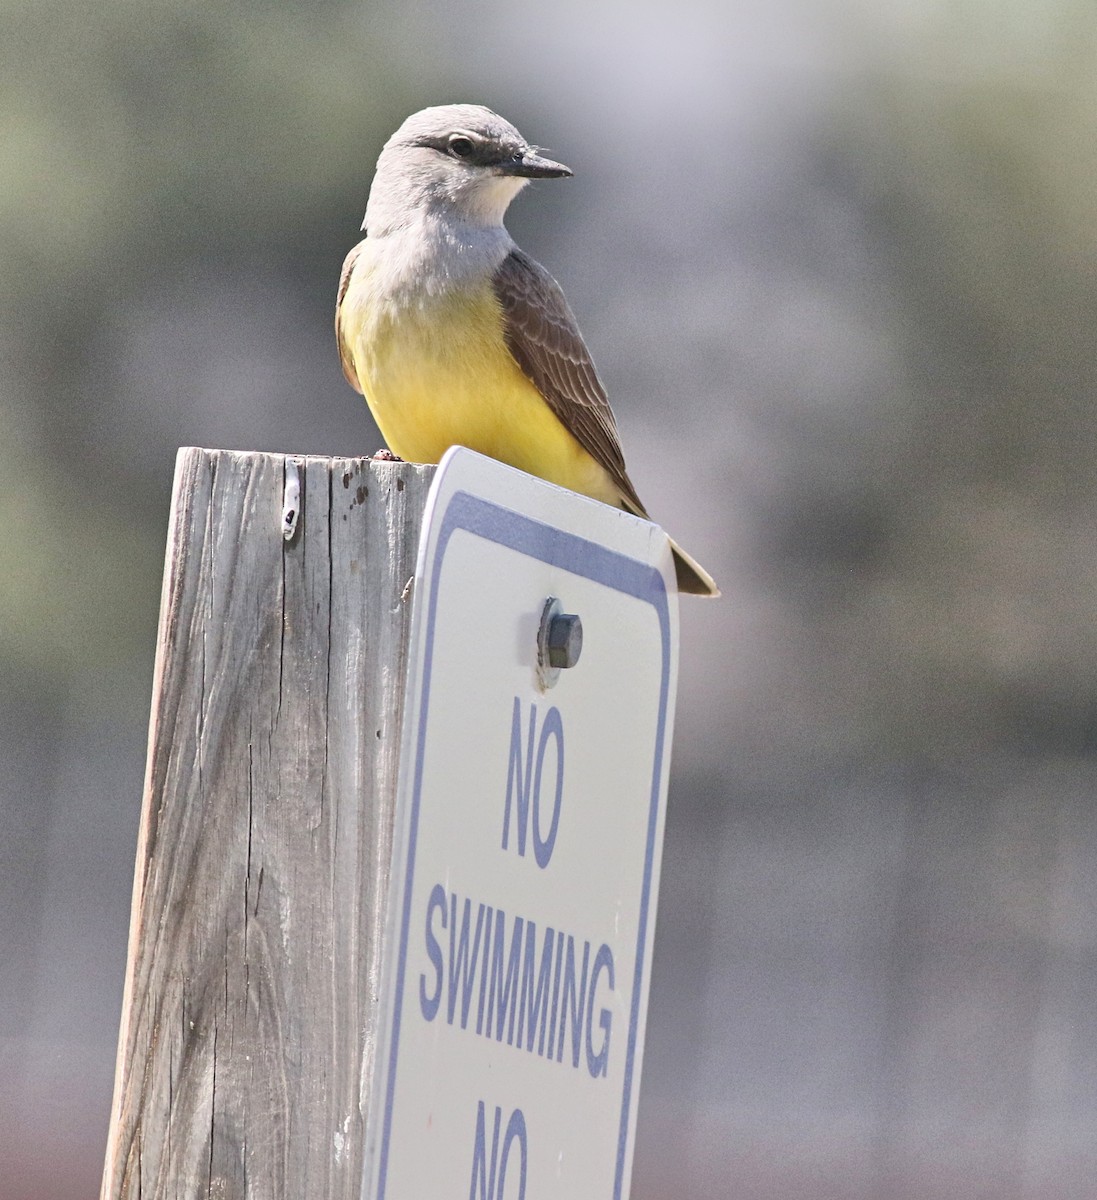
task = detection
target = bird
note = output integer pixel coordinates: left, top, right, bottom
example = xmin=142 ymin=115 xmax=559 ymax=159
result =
xmin=335 ymin=104 xmax=719 ymax=596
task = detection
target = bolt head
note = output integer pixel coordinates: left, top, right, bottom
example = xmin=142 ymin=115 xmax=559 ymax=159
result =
xmin=546 ymin=613 xmax=583 ymax=669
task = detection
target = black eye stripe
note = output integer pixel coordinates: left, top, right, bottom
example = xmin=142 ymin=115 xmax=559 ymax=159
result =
xmin=411 ymin=132 xmax=517 ymax=169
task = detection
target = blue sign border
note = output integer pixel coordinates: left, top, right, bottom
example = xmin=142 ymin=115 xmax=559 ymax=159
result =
xmin=376 ymin=490 xmax=673 ymax=1198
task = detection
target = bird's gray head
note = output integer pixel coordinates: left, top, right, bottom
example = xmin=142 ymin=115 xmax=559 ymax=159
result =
xmin=363 ymin=104 xmax=571 ymax=236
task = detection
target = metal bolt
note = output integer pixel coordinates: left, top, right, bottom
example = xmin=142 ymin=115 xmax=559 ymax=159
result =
xmin=537 ymin=597 xmax=583 ymax=689
xmin=546 ymin=612 xmax=583 ymax=669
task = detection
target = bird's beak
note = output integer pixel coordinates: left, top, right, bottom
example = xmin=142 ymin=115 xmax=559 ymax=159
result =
xmin=503 ymin=148 xmax=573 ymax=179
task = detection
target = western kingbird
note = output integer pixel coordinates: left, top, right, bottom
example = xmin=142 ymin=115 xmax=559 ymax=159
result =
xmin=336 ymin=104 xmax=719 ymax=596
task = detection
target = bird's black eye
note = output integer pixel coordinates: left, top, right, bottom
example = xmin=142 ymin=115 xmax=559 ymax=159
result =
xmin=448 ymin=135 xmax=475 ymax=159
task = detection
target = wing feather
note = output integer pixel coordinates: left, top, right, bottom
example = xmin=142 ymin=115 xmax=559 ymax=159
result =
xmin=492 ymin=249 xmax=647 ymax=516
xmin=335 ymin=239 xmax=366 ymax=394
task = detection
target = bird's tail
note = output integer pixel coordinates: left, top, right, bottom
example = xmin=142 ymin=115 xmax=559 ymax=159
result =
xmin=669 ymin=537 xmax=720 ymax=598
xmin=618 ymin=493 xmax=720 ymax=598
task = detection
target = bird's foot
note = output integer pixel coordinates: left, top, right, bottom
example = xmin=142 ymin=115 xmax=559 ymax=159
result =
xmin=372 ymin=448 xmax=404 ymax=462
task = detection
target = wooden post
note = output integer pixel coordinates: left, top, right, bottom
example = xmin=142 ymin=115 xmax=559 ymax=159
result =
xmin=101 ymin=447 xmax=435 ymax=1200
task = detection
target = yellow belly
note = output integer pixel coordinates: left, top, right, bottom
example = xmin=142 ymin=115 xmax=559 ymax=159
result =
xmin=341 ymin=279 xmax=618 ymax=505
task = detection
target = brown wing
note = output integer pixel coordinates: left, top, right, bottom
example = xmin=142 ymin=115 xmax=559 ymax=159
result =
xmin=335 ymin=239 xmax=366 ymax=393
xmin=493 ymin=248 xmax=648 ymax=516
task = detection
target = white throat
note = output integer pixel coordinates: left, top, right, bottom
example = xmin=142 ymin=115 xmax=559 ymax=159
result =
xmin=454 ymin=175 xmax=528 ymax=227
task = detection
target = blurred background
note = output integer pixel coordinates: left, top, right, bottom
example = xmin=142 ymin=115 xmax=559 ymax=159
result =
xmin=3 ymin=0 xmax=1096 ymax=1196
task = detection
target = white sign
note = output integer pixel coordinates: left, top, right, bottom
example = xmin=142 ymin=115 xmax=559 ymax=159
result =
xmin=364 ymin=447 xmax=679 ymax=1200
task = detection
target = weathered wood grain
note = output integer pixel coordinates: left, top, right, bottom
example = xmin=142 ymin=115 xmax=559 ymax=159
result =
xmin=101 ymin=448 xmax=434 ymax=1200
